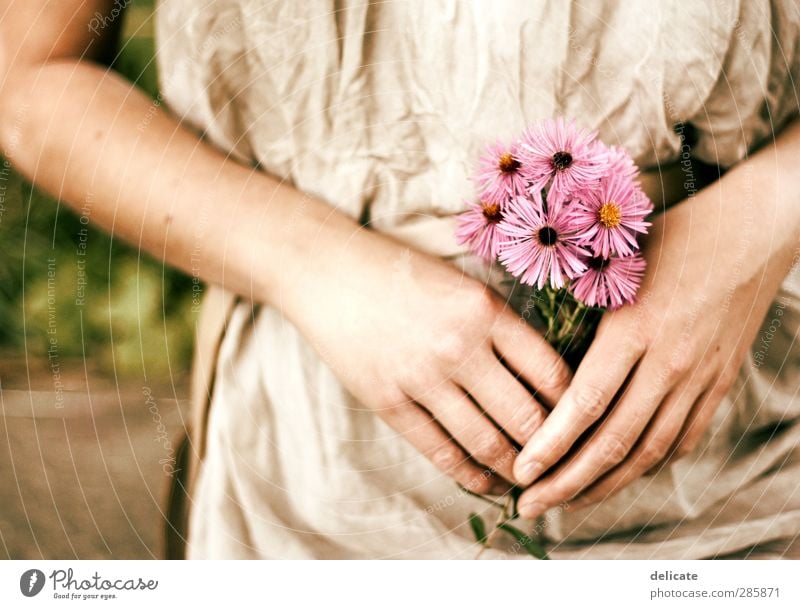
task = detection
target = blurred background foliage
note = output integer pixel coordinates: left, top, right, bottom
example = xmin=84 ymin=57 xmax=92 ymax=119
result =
xmin=0 ymin=0 xmax=196 ymax=381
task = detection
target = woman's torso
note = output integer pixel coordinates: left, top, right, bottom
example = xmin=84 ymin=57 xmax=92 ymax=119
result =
xmin=155 ymin=0 xmax=800 ymax=558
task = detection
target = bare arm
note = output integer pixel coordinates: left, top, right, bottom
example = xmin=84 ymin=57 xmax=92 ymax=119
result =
xmin=0 ymin=0 xmax=572 ymax=493
xmin=0 ymin=0 xmax=349 ymax=309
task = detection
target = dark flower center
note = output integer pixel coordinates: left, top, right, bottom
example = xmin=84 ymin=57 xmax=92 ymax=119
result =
xmin=537 ymin=226 xmax=559 ymax=246
xmin=498 ymin=152 xmax=521 ymax=174
xmin=588 ymin=256 xmax=611 ymax=271
xmin=481 ymin=202 xmax=503 ymax=223
xmin=552 ymin=150 xmax=573 ymax=170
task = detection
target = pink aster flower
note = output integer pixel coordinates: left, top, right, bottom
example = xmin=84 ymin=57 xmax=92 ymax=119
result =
xmin=602 ymin=144 xmax=639 ymax=180
xmin=472 ymin=141 xmax=529 ymax=202
xmin=518 ymin=117 xmax=606 ymax=195
xmin=455 ymin=200 xmax=505 ymax=261
xmin=571 ymin=173 xmax=653 ymax=257
xmin=497 ymin=192 xmax=587 ymax=289
xmin=570 ymin=253 xmax=646 ymax=309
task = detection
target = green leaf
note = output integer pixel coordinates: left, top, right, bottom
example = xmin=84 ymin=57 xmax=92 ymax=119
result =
xmin=468 ymin=513 xmax=488 ymax=545
xmin=498 ymin=523 xmax=549 ymax=560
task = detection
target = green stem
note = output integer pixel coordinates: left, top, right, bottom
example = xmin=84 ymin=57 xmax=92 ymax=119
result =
xmin=544 ymin=288 xmax=557 ymax=339
xmin=458 ymin=485 xmax=507 ymax=508
xmin=556 ymin=300 xmax=585 ymax=349
xmin=476 ymin=494 xmax=513 ymax=558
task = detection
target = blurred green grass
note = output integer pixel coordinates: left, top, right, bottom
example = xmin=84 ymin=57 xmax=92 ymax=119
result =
xmin=0 ymin=0 xmax=196 ymax=380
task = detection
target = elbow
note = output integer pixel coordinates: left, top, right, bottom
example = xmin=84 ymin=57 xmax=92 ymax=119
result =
xmin=0 ymin=64 xmax=37 ymax=166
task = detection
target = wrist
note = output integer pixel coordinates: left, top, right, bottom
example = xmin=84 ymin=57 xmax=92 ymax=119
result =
xmin=228 ymin=175 xmax=393 ymax=322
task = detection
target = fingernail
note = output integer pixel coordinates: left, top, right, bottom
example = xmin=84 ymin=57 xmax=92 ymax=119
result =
xmin=515 ymin=458 xmax=544 ymax=485
xmin=519 ymin=501 xmax=547 ymax=519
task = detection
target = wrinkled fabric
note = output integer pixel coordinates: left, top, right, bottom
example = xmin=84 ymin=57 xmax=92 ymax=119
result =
xmin=154 ymin=0 xmax=800 ymax=558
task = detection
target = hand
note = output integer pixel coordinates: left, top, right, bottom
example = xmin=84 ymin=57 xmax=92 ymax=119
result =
xmin=284 ymin=226 xmax=572 ymax=495
xmin=511 ymin=152 xmax=800 ymax=518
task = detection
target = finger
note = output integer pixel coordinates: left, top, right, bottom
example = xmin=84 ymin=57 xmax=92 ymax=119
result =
xmin=381 ymin=397 xmax=509 ymax=495
xmin=567 ymin=381 xmax=706 ymax=510
xmin=457 ymin=352 xmax=548 ymax=445
xmin=425 ymin=383 xmax=519 ymax=483
xmin=665 ymin=379 xmax=730 ymax=464
xmin=513 ymin=319 xmax=645 ymax=486
xmin=492 ymin=312 xmax=572 ymax=408
xmin=516 ymin=353 xmax=673 ymax=519
xmin=645 ymin=394 xmax=709 ymax=474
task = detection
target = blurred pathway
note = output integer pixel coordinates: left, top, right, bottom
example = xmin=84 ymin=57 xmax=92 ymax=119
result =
xmin=0 ymin=360 xmax=188 ymax=559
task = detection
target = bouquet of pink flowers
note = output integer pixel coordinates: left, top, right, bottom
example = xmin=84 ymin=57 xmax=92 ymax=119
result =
xmin=456 ymin=118 xmax=653 ymax=556
xmin=457 ymin=118 xmax=653 ymax=363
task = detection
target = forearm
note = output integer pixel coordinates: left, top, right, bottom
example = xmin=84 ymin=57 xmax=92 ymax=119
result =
xmin=0 ymin=59 xmax=383 ymax=319
xmin=751 ymin=118 xmax=800 ymax=258
xmin=699 ymin=118 xmax=800 ymax=269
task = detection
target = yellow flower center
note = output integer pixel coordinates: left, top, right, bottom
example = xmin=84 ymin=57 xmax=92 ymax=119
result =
xmin=599 ymin=202 xmax=622 ymax=228
xmin=498 ymin=152 xmax=521 ymax=174
xmin=481 ymin=202 xmax=502 ymax=223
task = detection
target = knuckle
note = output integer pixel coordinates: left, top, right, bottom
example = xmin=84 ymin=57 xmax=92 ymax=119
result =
xmin=515 ymin=408 xmax=544 ymax=438
xmin=665 ymin=351 xmax=693 ymax=379
xmin=639 ymin=436 xmax=672 ymax=465
xmin=432 ymin=334 xmax=470 ymax=367
xmin=377 ymin=385 xmax=409 ymax=411
xmin=571 ymin=385 xmax=609 ymax=421
xmin=473 ymin=433 xmax=507 ymax=463
xmin=539 ymin=357 xmax=572 ymax=393
xmin=431 ymin=446 xmax=463 ymax=471
xmin=598 ymin=433 xmax=631 ymax=465
xmin=630 ymin=330 xmax=649 ymax=355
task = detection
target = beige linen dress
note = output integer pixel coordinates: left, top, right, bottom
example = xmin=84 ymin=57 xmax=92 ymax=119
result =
xmin=155 ymin=0 xmax=800 ymax=558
